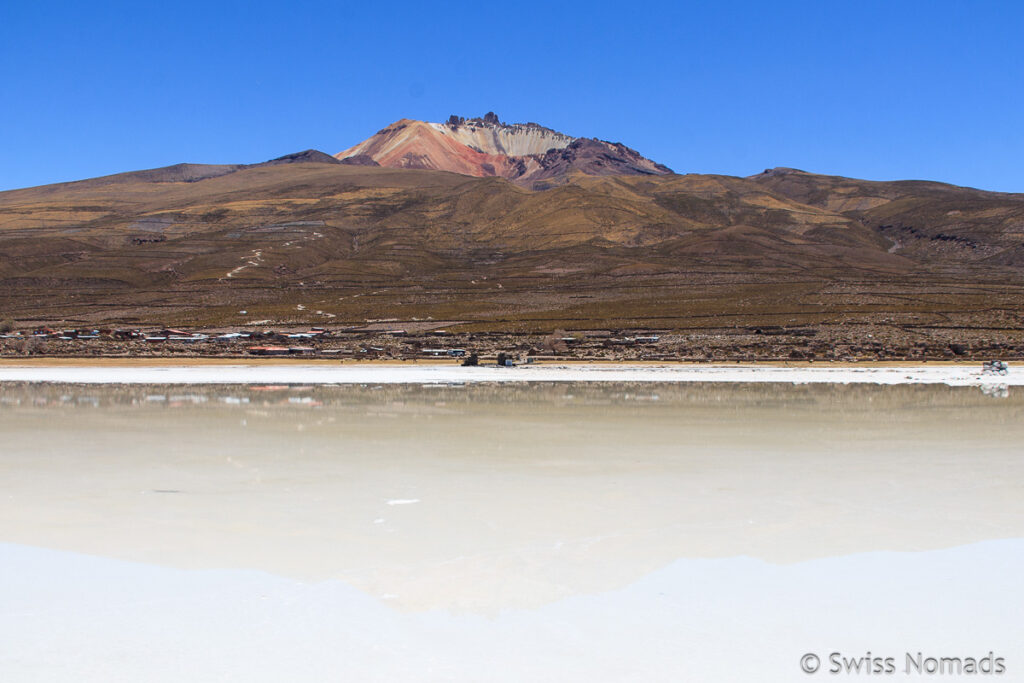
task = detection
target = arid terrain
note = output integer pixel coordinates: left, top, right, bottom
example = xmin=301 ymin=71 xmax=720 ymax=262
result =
xmin=1 ymin=115 xmax=1022 ymax=360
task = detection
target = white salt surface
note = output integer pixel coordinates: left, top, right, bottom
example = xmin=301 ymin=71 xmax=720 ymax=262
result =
xmin=2 ymin=540 xmax=1020 ymax=682
xmin=0 ymin=363 xmax=1017 ymax=385
xmin=1 ymin=382 xmax=1020 ymax=681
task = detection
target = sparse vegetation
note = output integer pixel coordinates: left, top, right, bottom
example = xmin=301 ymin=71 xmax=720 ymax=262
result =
xmin=0 ymin=162 xmax=1022 ymax=345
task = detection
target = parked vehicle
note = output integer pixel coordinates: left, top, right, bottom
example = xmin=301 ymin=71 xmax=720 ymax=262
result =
xmin=982 ymin=360 xmax=1009 ymax=376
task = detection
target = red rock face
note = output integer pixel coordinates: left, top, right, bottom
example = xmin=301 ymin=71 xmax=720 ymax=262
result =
xmin=336 ymin=117 xmax=672 ymax=188
xmin=336 ymin=120 xmax=513 ymax=177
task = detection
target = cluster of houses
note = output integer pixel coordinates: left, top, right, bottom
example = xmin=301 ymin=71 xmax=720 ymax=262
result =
xmin=0 ymin=324 xmax=669 ymax=361
xmin=0 ymin=326 xmax=331 ymax=354
xmin=0 ymin=325 xmax=472 ymax=358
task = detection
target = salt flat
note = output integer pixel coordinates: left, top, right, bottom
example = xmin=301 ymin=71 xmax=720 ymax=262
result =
xmin=1 ymin=381 xmax=1021 ymax=681
xmin=3 ymin=540 xmax=1020 ymax=683
xmin=0 ymin=362 xmax=1017 ymax=385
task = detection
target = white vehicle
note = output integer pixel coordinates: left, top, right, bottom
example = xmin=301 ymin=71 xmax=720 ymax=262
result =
xmin=982 ymin=360 xmax=1009 ymax=376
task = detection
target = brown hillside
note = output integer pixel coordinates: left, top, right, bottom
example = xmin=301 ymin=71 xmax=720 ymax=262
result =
xmin=0 ymin=159 xmax=1021 ymax=340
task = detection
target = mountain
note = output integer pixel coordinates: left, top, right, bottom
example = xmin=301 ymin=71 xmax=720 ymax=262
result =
xmin=1 ymin=158 xmax=1022 ymax=341
xmin=335 ymin=113 xmax=671 ymax=189
xmin=257 ymin=149 xmax=343 ymax=167
xmin=0 ymin=118 xmax=1021 ymax=347
xmin=17 ymin=150 xmax=345 ymax=192
xmin=750 ymin=167 xmax=1024 ymax=265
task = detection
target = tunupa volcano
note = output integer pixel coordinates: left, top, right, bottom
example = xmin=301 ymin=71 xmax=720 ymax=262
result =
xmin=336 ymin=112 xmax=672 ymax=188
xmin=0 ymin=113 xmax=1022 ymax=344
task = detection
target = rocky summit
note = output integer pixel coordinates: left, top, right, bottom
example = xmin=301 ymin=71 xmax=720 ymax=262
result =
xmin=335 ymin=113 xmax=672 ymax=189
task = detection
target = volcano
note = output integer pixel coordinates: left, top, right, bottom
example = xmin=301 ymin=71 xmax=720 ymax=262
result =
xmin=1 ymin=114 xmax=1023 ymax=348
xmin=335 ymin=112 xmax=672 ymax=189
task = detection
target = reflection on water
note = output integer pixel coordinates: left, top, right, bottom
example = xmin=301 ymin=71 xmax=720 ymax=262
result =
xmin=2 ymin=381 xmax=1023 ymax=682
xmin=1 ymin=382 xmax=1022 ymax=611
xmin=0 ymin=378 xmax=1017 ymax=409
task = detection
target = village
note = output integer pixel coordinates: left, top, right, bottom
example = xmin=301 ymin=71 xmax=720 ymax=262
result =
xmin=0 ymin=322 xmax=1020 ymax=362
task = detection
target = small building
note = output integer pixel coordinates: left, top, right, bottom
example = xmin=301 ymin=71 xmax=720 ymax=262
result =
xmin=420 ymin=348 xmax=467 ymax=358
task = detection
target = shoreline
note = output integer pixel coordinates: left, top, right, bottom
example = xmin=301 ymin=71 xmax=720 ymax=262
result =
xmin=0 ymin=361 xmax=1016 ymax=386
xmin=0 ymin=357 xmax=999 ymax=367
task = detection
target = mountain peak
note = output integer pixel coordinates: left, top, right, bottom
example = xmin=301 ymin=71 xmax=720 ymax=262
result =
xmin=258 ymin=149 xmax=342 ymax=167
xmin=754 ymin=167 xmax=809 ymax=177
xmin=336 ymin=115 xmax=671 ymax=188
xmin=445 ymin=111 xmax=503 ymax=126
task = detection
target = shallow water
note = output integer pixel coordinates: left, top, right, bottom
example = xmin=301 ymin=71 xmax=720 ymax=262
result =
xmin=1 ymin=382 xmax=1022 ymax=681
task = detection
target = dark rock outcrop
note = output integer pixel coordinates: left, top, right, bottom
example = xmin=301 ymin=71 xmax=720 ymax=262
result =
xmin=258 ymin=149 xmax=343 ymax=166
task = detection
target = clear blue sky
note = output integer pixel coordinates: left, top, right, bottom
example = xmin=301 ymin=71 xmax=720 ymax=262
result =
xmin=1 ymin=1 xmax=1021 ymax=191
